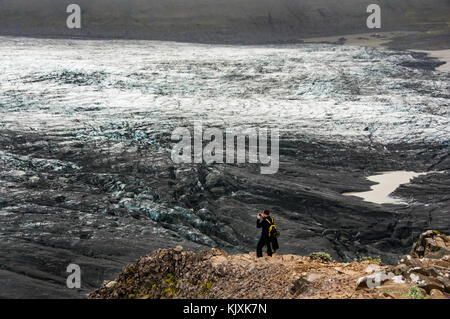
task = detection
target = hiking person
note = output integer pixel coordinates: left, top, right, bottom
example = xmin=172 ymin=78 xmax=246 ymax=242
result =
xmin=256 ymin=209 xmax=279 ymax=258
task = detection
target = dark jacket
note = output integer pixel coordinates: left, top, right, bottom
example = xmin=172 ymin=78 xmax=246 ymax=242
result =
xmin=257 ymin=216 xmax=274 ymax=238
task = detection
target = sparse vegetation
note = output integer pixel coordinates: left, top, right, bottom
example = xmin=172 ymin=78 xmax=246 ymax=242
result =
xmin=405 ymin=286 xmax=427 ymax=299
xmin=309 ymin=252 xmax=333 ymax=262
xmin=201 ymin=281 xmax=214 ymax=291
xmin=359 ymin=256 xmax=381 ymax=263
xmin=161 ymin=273 xmax=179 ymax=297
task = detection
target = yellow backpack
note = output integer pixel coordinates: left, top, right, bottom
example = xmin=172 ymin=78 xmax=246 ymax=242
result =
xmin=265 ymin=217 xmax=280 ymax=238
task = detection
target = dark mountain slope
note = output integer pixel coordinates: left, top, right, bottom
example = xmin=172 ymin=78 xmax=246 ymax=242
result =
xmin=0 ymin=0 xmax=449 ymax=43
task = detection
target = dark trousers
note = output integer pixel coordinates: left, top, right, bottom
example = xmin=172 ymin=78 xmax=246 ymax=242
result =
xmin=256 ymin=236 xmax=273 ymax=257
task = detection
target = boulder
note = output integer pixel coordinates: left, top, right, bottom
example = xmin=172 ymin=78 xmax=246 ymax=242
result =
xmin=410 ymin=230 xmax=450 ymax=259
xmin=356 ymin=271 xmax=393 ymax=289
xmin=364 ymin=264 xmax=381 ymax=274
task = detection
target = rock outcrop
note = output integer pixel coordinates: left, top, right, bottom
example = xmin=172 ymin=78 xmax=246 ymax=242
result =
xmin=89 ymin=231 xmax=450 ymax=299
xmin=411 ymin=230 xmax=450 ymax=259
xmin=356 ymin=230 xmax=450 ymax=298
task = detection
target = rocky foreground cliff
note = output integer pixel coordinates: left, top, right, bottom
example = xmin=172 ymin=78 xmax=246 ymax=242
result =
xmin=89 ymin=230 xmax=449 ymax=299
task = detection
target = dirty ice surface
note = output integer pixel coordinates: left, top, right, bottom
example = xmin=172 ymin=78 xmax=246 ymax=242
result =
xmin=0 ymin=36 xmax=449 ymax=145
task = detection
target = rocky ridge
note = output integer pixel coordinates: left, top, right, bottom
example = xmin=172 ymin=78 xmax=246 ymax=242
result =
xmin=89 ymin=230 xmax=449 ymax=299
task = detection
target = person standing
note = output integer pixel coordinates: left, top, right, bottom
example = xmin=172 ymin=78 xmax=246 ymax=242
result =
xmin=256 ymin=209 xmax=279 ymax=257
